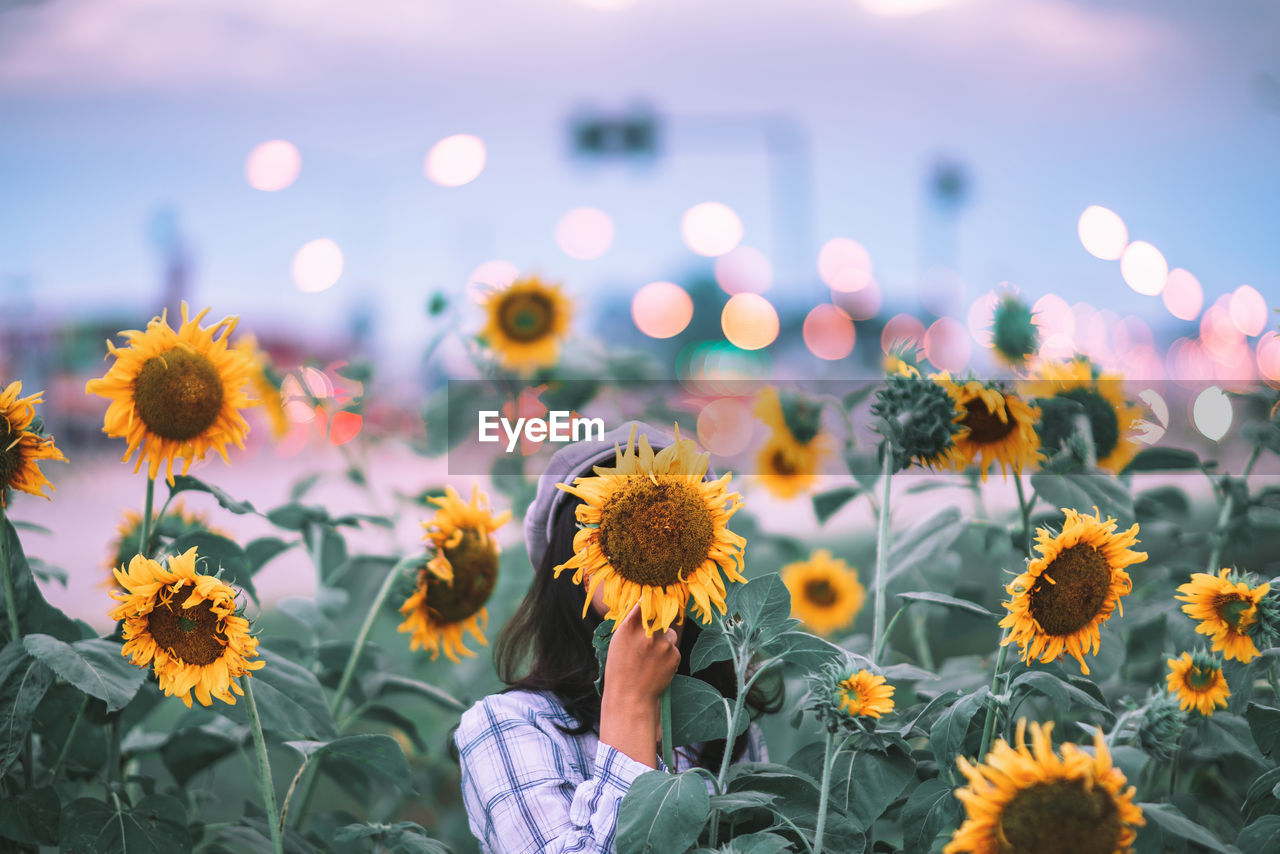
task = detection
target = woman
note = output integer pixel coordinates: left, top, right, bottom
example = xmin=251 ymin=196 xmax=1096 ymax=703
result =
xmin=454 ymin=422 xmax=779 ymax=853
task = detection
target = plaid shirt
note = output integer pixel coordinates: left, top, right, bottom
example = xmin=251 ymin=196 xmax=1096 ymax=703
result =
xmin=455 ymin=688 xmax=768 ymax=854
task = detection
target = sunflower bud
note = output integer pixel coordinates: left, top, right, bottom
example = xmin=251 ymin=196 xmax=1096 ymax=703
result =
xmin=870 ymin=372 xmax=964 ymax=471
xmin=807 ymin=658 xmax=894 ymax=734
xmin=1253 ymin=584 xmax=1280 ymax=649
xmin=778 ymin=391 xmax=823 ymax=445
xmin=990 ymin=292 xmax=1039 ymax=367
xmin=1135 ymin=691 xmax=1187 ymax=761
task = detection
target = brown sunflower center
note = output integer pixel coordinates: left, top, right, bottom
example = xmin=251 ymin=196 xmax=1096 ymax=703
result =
xmin=424 ymin=528 xmax=499 ymax=622
xmin=145 ymin=593 xmax=228 ymax=666
xmin=999 ymin=779 xmax=1122 ymax=854
xmin=961 ymin=398 xmax=1015 ymax=444
xmin=598 ymin=478 xmax=716 ymax=587
xmin=133 ymin=347 xmax=225 ymax=441
xmin=804 ymin=578 xmax=839 ymax=607
xmin=1028 ymin=543 xmax=1111 ymax=636
xmin=0 ymin=417 xmax=18 ymax=487
xmin=498 ymin=292 xmax=555 ymax=343
xmin=1216 ymin=595 xmax=1253 ymax=630
xmin=769 ymin=449 xmax=798 ymax=476
xmin=1187 ymin=664 xmax=1219 ymax=691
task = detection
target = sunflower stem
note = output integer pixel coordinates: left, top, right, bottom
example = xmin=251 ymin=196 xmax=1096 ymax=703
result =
xmin=138 ymin=476 xmax=155 ymax=559
xmin=874 ymin=604 xmax=911 ymax=662
xmin=659 ymin=685 xmax=675 ymax=772
xmin=330 ymin=556 xmax=414 ymax=716
xmin=813 ymin=729 xmax=838 ymax=854
xmin=871 ymin=446 xmax=894 ymax=665
xmin=977 ymin=633 xmax=1011 ymax=762
xmin=243 ymin=676 xmax=284 ymax=854
xmin=1014 ymin=473 xmax=1033 ymax=556
xmin=45 ymin=693 xmax=88 ymax=784
xmin=0 ymin=506 xmax=19 ymax=642
xmin=1207 ymin=446 xmax=1261 ymax=574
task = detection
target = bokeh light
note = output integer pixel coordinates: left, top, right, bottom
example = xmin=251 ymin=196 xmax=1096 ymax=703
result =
xmin=1192 ymin=386 xmax=1232 ymax=441
xmin=1257 ymin=332 xmax=1280 ymax=383
xmin=1119 ymin=241 xmax=1167 ymax=296
xmin=1032 ymin=294 xmax=1075 ymax=360
xmin=714 ymin=246 xmax=773 ymax=294
xmin=467 ymin=259 xmax=519 ymax=294
xmin=425 ymin=134 xmax=487 ymax=187
xmin=681 ymin=202 xmax=743 ymax=257
xmin=1162 ymin=268 xmax=1203 ymax=321
xmin=1077 ymin=206 xmax=1128 ymax=260
xmin=802 ymin=304 xmax=856 ymax=360
xmin=554 ymin=207 xmax=615 ymax=260
xmin=817 ymin=238 xmax=873 ymax=293
xmin=832 ymin=279 xmax=881 ymax=321
xmin=721 ymin=293 xmax=779 ymax=350
xmin=881 ymin=313 xmax=926 ymax=353
xmin=696 ymin=397 xmax=755 ymax=456
xmin=327 ymin=411 xmax=363 ymax=445
xmin=245 ymin=140 xmax=301 ymax=192
xmin=631 ymin=281 xmax=693 ymax=338
xmin=1201 ymin=298 xmax=1244 ymax=359
xmin=966 ymin=289 xmax=999 ymax=346
xmin=292 ymin=238 xmax=344 ymax=293
xmin=1229 ymin=285 xmax=1268 ymax=337
xmin=923 ymin=317 xmax=971 ymax=373
xmin=918 ymin=266 xmax=964 ymax=318
xmin=1113 ymin=315 xmax=1153 ymax=358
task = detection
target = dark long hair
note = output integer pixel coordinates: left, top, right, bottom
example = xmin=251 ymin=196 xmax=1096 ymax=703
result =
xmin=495 ymin=493 xmax=782 ymax=771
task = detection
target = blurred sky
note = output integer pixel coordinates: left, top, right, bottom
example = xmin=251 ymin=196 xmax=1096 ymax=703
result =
xmin=1 ymin=0 xmax=1277 ymax=376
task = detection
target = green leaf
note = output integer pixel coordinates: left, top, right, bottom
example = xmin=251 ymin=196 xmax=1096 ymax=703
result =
xmin=1139 ymin=802 xmax=1233 ymax=853
xmin=1122 ymin=446 xmax=1201 ymax=472
xmin=832 ymin=744 xmax=916 ymax=827
xmin=725 ymin=573 xmax=792 ymax=638
xmin=707 ymin=791 xmax=777 ymax=816
xmin=22 ymin=634 xmax=146 ymax=713
xmin=290 ymin=472 xmax=323 ymax=501
xmin=60 ymin=794 xmax=191 ymax=854
xmin=723 ymin=831 xmax=792 ymax=854
xmin=245 ymin=537 xmax=292 ymax=574
xmin=689 ymin=626 xmax=733 ymax=673
xmin=1030 ymin=471 xmax=1134 ymax=522
xmin=669 ymin=675 xmax=747 ymax=747
xmin=334 ymin=822 xmax=451 ymax=854
xmin=760 ymin=630 xmax=843 ymax=672
xmin=307 ymin=524 xmax=348 ymax=581
xmin=1239 ymin=815 xmax=1280 ymax=853
xmin=1246 ymin=703 xmax=1280 ymax=758
xmin=0 ymin=519 xmax=81 ymax=642
xmin=0 ymin=784 xmax=60 ymax=845
xmin=1245 ymin=766 xmax=1280 ymax=815
xmin=1008 ymin=670 xmax=1110 ymax=716
xmin=160 ymin=725 xmax=242 ymax=786
xmin=267 ymin=502 xmax=328 ymax=531
xmin=362 ymin=673 xmax=466 ymax=712
xmin=813 ymin=486 xmax=860 ymax=525
xmin=896 ymin=591 xmax=996 ymax=619
xmin=593 ymin=619 xmax=614 ymax=695
xmin=168 ymin=474 xmax=258 ymax=515
xmin=886 ymin=506 xmax=967 ymax=582
xmin=930 ymin=686 xmax=989 ymax=768
xmin=167 ymin=531 xmax=257 ymax=604
xmin=285 ymin=734 xmax=413 ymax=789
xmin=617 ymin=770 xmax=711 ymax=854
xmin=902 ymin=778 xmax=960 ymax=854
xmin=0 ymin=642 xmax=54 ymax=776
xmin=219 ymin=648 xmax=336 ymax=740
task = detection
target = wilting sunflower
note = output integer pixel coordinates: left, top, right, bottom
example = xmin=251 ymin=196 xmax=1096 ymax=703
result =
xmin=104 ymin=502 xmax=221 ymax=582
xmin=1019 ymin=357 xmax=1143 ymax=473
xmin=398 ymin=485 xmax=511 ymax=662
xmin=933 ymin=373 xmax=1042 ymax=480
xmin=555 ymin=425 xmax=747 ymax=636
xmin=754 ymin=387 xmax=831 ymax=499
xmin=85 ymin=303 xmax=256 ymax=484
xmin=1176 ymin=568 xmax=1270 ymax=663
xmin=1166 ymin=651 xmax=1229 ymax=716
xmin=945 ymin=720 xmax=1144 ymax=854
xmin=0 ymin=381 xmax=67 ymax=507
xmin=835 ymin=669 xmax=895 ymax=719
xmin=233 ymin=334 xmax=289 ymax=440
xmin=108 ymin=547 xmax=263 ymax=708
xmin=479 ymin=276 xmax=573 ymax=372
xmin=782 ymin=549 xmax=864 ymax=636
xmin=1000 ymin=508 xmax=1147 ymax=675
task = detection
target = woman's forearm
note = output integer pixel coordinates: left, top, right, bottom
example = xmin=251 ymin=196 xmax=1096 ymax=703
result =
xmin=599 ymin=687 xmax=660 ymax=769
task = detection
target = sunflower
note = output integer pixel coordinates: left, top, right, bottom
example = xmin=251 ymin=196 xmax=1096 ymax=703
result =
xmin=945 ymin=719 xmax=1144 ymax=854
xmin=783 ymin=549 xmax=864 ymax=636
xmin=933 ymin=373 xmax=1042 ymax=480
xmin=85 ymin=303 xmax=256 ymax=485
xmin=398 ymin=485 xmax=511 ymax=662
xmin=107 ymin=547 xmax=263 ymax=708
xmin=1019 ymin=357 xmax=1143 ymax=473
xmin=1166 ymin=651 xmax=1229 ymax=716
xmin=0 ymin=381 xmax=67 ymax=507
xmin=871 ymin=369 xmax=965 ymax=471
xmin=1176 ymin=568 xmax=1270 ymax=663
xmin=999 ymin=508 xmax=1147 ymax=675
xmin=479 ymin=276 xmax=573 ymax=372
xmin=989 ymin=292 xmax=1039 ymax=368
xmin=233 ymin=334 xmax=289 ymax=440
xmin=104 ymin=502 xmax=222 ymax=581
xmin=835 ymin=669 xmax=895 ymax=718
xmin=555 ymin=425 xmax=747 ymax=637
xmin=753 ymin=387 xmax=831 ymax=499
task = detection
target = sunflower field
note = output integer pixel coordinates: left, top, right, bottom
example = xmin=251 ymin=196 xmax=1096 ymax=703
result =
xmin=3 ymin=285 xmax=1280 ymax=854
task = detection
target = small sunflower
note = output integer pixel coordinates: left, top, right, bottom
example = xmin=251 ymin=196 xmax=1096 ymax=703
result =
xmin=0 ymin=381 xmax=67 ymax=507
xmin=108 ymin=547 xmax=263 ymax=708
xmin=104 ymin=502 xmax=222 ymax=582
xmin=1176 ymin=568 xmax=1270 ymax=663
xmin=398 ymin=485 xmax=511 ymax=662
xmin=989 ymin=292 xmax=1039 ymax=368
xmin=233 ymin=334 xmax=289 ymax=440
xmin=782 ymin=549 xmax=864 ymax=636
xmin=1000 ymin=508 xmax=1147 ymax=675
xmin=934 ymin=373 xmax=1042 ymax=480
xmin=870 ymin=369 xmax=965 ymax=471
xmin=945 ymin=719 xmax=1144 ymax=854
xmin=1019 ymin=357 xmax=1143 ymax=473
xmin=555 ymin=425 xmax=747 ymax=637
xmin=1166 ymin=650 xmax=1229 ymax=716
xmin=479 ymin=276 xmax=573 ymax=372
xmin=85 ymin=303 xmax=256 ymax=484
xmin=754 ymin=387 xmax=831 ymax=499
xmin=835 ymin=669 xmax=895 ymax=719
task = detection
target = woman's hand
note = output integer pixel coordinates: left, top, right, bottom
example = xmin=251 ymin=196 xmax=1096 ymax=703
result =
xmin=598 ymin=603 xmax=680 ymax=769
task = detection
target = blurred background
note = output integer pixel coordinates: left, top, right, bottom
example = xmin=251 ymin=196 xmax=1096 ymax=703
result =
xmin=1 ymin=0 xmax=1278 ymax=621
